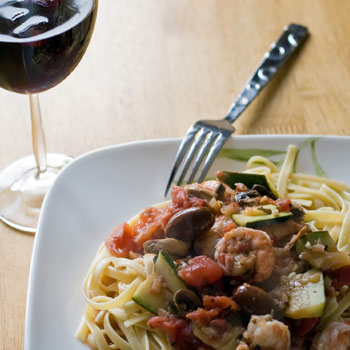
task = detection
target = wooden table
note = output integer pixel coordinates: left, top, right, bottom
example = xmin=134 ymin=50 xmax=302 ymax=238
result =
xmin=0 ymin=0 xmax=349 ymax=348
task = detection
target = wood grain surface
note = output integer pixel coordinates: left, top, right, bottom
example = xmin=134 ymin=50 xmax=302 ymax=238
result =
xmin=0 ymin=0 xmax=349 ymax=349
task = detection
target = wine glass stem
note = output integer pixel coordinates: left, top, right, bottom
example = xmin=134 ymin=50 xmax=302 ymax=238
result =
xmin=29 ymin=94 xmax=47 ymax=175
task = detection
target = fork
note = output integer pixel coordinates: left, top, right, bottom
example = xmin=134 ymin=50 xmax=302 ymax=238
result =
xmin=164 ymin=23 xmax=308 ymax=196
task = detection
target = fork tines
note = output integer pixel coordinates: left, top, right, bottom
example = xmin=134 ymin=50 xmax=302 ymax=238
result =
xmin=164 ymin=119 xmax=235 ymax=196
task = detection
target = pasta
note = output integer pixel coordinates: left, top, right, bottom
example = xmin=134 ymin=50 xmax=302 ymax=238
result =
xmin=77 ymin=144 xmax=350 ymax=350
xmin=76 ymin=244 xmax=171 ymax=350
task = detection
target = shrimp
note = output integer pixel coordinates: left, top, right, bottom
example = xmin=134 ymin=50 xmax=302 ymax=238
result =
xmin=312 ymin=322 xmax=350 ymax=350
xmin=243 ymin=315 xmax=291 ymax=350
xmin=214 ymin=227 xmax=275 ymax=282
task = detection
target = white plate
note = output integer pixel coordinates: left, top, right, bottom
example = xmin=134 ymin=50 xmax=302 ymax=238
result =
xmin=24 ymin=135 xmax=350 ymax=350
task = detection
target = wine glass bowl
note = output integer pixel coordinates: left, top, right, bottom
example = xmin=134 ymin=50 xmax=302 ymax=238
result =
xmin=0 ymin=0 xmax=98 ymax=232
xmin=0 ymin=0 xmax=97 ymax=94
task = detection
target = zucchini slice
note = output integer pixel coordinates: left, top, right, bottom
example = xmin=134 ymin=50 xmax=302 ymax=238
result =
xmin=132 ymin=273 xmax=169 ymax=314
xmin=284 ymin=269 xmax=326 ymax=319
xmin=232 ymin=204 xmax=292 ymax=227
xmin=133 ymin=251 xmax=186 ymax=314
xmin=218 ymin=171 xmax=279 ymax=198
xmin=295 ymin=231 xmax=336 ymax=255
xmin=155 ymin=250 xmax=186 ymax=293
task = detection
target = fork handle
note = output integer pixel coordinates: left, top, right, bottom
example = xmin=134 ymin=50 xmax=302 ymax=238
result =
xmin=224 ymin=23 xmax=308 ymax=124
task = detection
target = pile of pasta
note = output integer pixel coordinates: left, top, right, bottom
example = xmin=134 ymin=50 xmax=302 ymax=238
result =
xmin=77 ymin=144 xmax=350 ymax=349
xmin=76 ymin=244 xmax=171 ymax=350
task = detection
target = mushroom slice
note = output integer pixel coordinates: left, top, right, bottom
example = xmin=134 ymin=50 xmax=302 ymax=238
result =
xmin=165 ymin=207 xmax=215 ymax=243
xmin=184 ymin=183 xmax=217 ymax=201
xmin=143 ymin=238 xmax=190 ymax=258
xmin=173 ymin=289 xmax=202 ymax=317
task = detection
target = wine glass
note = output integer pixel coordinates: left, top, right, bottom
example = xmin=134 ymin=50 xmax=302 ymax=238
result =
xmin=0 ymin=0 xmax=98 ymax=232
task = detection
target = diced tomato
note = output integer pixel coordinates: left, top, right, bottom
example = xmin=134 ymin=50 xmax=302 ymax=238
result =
xmin=171 ymin=186 xmax=207 ymax=209
xmin=162 ymin=186 xmax=207 ymax=227
xmin=178 ymin=256 xmax=224 ymax=288
xmin=106 ymin=207 xmax=166 ymax=257
xmin=105 ymin=223 xmax=134 ymax=258
xmin=202 ymin=295 xmax=240 ymax=311
xmin=297 ymin=317 xmax=318 ymax=336
xmin=275 ymin=198 xmax=292 ymax=212
xmin=147 ymin=316 xmax=187 ymax=344
xmin=162 ymin=187 xmax=191 ymax=228
xmin=329 ymin=265 xmax=350 ymax=288
xmin=171 ymin=186 xmax=191 ymax=209
xmin=132 ymin=207 xmax=165 ymax=250
xmin=186 ymin=308 xmax=220 ymax=326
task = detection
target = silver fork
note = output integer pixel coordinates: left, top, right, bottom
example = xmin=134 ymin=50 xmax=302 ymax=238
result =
xmin=164 ymin=23 xmax=308 ymax=196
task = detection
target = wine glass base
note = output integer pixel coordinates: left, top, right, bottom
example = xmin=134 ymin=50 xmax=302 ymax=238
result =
xmin=0 ymin=153 xmax=72 ymax=233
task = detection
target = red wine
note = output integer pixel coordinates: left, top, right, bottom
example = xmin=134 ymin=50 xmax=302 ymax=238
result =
xmin=0 ymin=0 xmax=97 ymax=94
